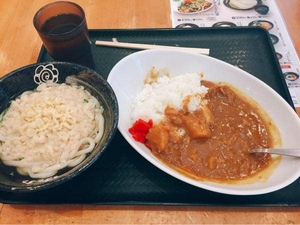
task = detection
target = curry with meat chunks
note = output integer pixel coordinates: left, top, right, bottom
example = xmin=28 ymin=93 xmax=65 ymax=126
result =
xmin=146 ymin=80 xmax=281 ymax=182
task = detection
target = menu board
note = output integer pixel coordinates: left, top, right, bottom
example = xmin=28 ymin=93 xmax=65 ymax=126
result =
xmin=170 ymin=0 xmax=300 ymax=107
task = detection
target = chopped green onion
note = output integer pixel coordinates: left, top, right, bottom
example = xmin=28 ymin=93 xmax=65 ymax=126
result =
xmin=0 ymin=108 xmax=8 ymax=123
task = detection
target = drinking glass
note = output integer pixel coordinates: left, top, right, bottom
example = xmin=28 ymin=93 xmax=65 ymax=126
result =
xmin=33 ymin=1 xmax=94 ymax=67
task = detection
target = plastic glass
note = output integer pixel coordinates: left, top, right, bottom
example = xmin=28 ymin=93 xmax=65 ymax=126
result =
xmin=33 ymin=1 xmax=93 ymax=67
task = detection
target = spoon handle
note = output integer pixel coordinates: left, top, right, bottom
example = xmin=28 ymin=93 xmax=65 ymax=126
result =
xmin=250 ymin=148 xmax=300 ymax=157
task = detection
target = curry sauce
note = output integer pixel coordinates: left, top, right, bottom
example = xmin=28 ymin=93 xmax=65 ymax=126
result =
xmin=146 ymin=81 xmax=281 ymax=182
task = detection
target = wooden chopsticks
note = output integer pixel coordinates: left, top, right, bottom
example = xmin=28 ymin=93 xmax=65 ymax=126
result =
xmin=95 ymin=40 xmax=210 ymax=55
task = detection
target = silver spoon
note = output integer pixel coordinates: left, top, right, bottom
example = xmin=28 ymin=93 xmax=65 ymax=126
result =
xmin=250 ymin=148 xmax=300 ymax=157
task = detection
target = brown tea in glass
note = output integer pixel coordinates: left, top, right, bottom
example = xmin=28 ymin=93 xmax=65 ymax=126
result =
xmin=33 ymin=1 xmax=94 ymax=68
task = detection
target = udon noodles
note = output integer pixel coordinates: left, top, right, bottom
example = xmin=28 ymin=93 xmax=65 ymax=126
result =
xmin=0 ymin=82 xmax=104 ymax=179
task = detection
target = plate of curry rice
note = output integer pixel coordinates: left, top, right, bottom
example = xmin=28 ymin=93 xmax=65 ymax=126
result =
xmin=108 ymin=49 xmax=300 ymax=196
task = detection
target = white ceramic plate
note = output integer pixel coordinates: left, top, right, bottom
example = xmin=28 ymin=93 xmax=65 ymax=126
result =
xmin=175 ymin=0 xmax=214 ymax=15
xmin=107 ymin=49 xmax=300 ymax=195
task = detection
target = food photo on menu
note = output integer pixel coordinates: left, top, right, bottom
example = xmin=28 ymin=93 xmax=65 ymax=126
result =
xmin=171 ymin=0 xmax=300 ymax=109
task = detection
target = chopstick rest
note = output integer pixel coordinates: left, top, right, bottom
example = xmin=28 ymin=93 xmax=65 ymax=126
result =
xmin=95 ymin=40 xmax=210 ymax=55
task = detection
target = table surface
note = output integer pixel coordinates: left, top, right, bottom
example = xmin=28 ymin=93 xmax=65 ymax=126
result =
xmin=0 ymin=0 xmax=300 ymax=224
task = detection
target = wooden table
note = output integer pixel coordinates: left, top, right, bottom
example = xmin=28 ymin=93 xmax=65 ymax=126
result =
xmin=0 ymin=0 xmax=300 ymax=224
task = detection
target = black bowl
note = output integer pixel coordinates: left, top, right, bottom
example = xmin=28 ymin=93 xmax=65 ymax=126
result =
xmin=254 ymin=4 xmax=269 ymax=15
xmin=0 ymin=62 xmax=119 ymax=192
xmin=175 ymin=23 xmax=199 ymax=28
xmin=270 ymin=34 xmax=279 ymax=45
xmin=284 ymin=72 xmax=299 ymax=81
xmin=212 ymin=21 xmax=237 ymax=27
xmin=248 ymin=20 xmax=274 ymax=30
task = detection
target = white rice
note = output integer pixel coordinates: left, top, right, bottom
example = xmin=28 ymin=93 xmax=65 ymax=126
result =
xmin=131 ymin=72 xmax=208 ymax=124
